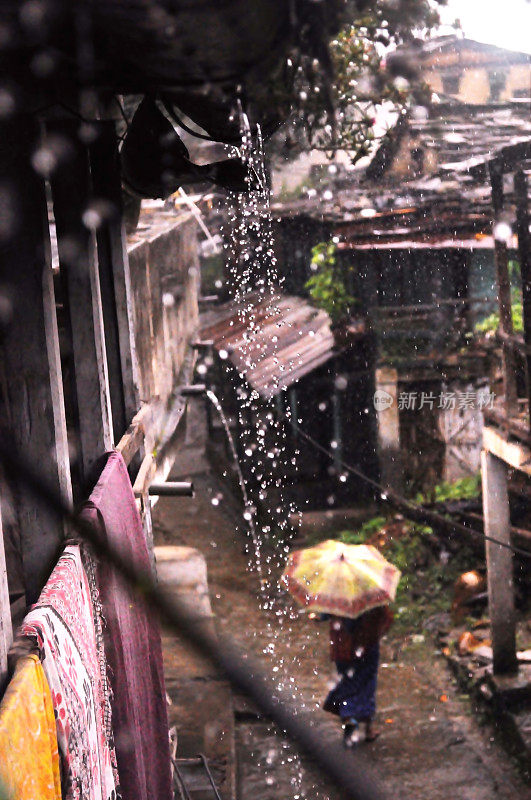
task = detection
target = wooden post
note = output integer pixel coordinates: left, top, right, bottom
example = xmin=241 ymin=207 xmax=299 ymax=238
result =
xmin=375 ymin=367 xmax=403 ymax=492
xmin=480 ymin=450 xmax=518 ymax=675
xmin=0 ymin=116 xmax=72 ymax=602
xmin=89 ymin=121 xmax=140 ymax=436
xmin=514 ymin=169 xmax=531 ymax=431
xmin=48 ymin=118 xmax=114 ymax=486
xmin=140 ymin=494 xmax=155 ymax=573
xmin=0 ymin=508 xmax=13 ymax=687
xmin=489 ymin=163 xmax=518 ymax=418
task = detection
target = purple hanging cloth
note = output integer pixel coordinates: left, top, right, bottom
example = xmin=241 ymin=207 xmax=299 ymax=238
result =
xmin=81 ymin=451 xmax=172 ymax=800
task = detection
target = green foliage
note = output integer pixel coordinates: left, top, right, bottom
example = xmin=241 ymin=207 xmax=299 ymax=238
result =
xmin=329 ymin=473 xmax=484 ymax=633
xmin=433 ymin=474 xmax=481 ymax=502
xmin=339 ymin=516 xmax=387 ymax=545
xmin=475 ymin=259 xmax=523 ymax=335
xmin=475 ymin=302 xmax=523 ymax=335
xmin=305 ymin=241 xmax=356 ymax=323
xmin=415 ymin=474 xmax=481 ymax=505
xmin=269 ymin=1 xmax=444 ymax=162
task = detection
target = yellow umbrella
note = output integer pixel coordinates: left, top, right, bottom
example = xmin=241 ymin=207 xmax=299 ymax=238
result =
xmin=281 ymin=540 xmax=401 ymax=619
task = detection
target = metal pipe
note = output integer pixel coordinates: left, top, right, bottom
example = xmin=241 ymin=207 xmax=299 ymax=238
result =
xmin=180 ymin=384 xmax=207 ymax=396
xmin=148 ymin=482 xmax=194 ymax=497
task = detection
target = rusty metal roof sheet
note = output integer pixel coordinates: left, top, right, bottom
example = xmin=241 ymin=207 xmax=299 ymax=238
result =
xmin=200 ymin=294 xmax=336 ymax=398
xmin=271 ymin=101 xmax=531 ymax=246
xmin=338 ymin=233 xmax=519 ymax=251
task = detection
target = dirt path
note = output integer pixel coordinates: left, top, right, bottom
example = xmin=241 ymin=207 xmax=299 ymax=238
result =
xmin=153 ymin=467 xmax=529 ymax=799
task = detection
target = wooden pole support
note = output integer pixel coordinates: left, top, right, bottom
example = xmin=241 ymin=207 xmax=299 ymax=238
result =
xmin=89 ymin=121 xmax=141 ymax=437
xmin=489 ymin=164 xmax=518 ymax=418
xmin=48 ymin=118 xmax=114 ymax=487
xmin=480 ymin=450 xmax=518 ymax=675
xmin=0 ymin=116 xmax=73 ymax=602
xmin=514 ymin=169 xmax=531 ymax=431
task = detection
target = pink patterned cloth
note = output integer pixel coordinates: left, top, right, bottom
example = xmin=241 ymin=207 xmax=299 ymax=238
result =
xmin=21 ymin=545 xmax=120 ymax=800
xmin=82 ymin=451 xmax=172 ymax=800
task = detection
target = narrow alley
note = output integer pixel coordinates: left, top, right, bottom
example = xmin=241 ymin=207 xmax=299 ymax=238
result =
xmin=153 ymin=431 xmax=529 ymax=800
xmin=1 ymin=4 xmax=531 ymax=800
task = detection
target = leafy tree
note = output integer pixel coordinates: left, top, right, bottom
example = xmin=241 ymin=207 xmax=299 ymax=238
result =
xmin=305 ymin=241 xmax=356 ymax=323
xmin=271 ymin=0 xmax=445 ymax=161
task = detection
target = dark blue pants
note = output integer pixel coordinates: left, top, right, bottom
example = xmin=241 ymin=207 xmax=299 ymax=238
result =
xmin=323 ymin=643 xmax=380 ymax=721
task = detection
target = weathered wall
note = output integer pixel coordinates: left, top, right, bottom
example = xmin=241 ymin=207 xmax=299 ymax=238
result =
xmin=425 ymin=63 xmax=530 ymax=103
xmin=127 ymin=212 xmax=200 ymax=409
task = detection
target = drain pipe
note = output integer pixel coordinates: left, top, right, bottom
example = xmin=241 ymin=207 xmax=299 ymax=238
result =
xmin=148 ymin=482 xmax=194 ymax=497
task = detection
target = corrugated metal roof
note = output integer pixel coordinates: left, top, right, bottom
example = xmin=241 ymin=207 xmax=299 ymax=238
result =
xmin=200 ymin=294 xmax=337 ymax=398
xmin=271 ymin=101 xmax=531 ymax=245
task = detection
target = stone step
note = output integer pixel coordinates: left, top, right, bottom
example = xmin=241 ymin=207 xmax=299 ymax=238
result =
xmin=156 ymin=545 xmax=236 ymax=800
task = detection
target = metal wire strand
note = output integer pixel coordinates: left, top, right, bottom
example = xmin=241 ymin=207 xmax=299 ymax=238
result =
xmin=284 ymin=416 xmax=531 ymax=559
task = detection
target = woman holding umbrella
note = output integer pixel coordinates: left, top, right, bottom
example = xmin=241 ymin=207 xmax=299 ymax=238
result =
xmin=282 ymin=541 xmax=400 ymax=747
xmin=322 ymin=605 xmax=393 ymax=745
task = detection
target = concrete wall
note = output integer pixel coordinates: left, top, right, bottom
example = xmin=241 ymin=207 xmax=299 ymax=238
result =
xmin=384 ymin=129 xmax=438 ymax=179
xmin=425 ymin=63 xmax=530 ymax=103
xmin=127 ymin=212 xmax=200 ymax=408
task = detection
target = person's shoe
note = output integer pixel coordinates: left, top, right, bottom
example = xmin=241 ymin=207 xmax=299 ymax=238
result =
xmin=343 ymin=719 xmax=360 ymax=748
xmin=364 ymin=724 xmax=381 ymax=742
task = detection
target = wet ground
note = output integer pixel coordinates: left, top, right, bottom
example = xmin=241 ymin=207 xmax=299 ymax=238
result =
xmin=153 ymin=456 xmax=529 ymax=799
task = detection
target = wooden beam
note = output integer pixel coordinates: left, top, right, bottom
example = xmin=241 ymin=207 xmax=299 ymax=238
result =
xmin=48 ymin=118 xmax=114 ymax=487
xmin=514 ymin=169 xmax=531 ymax=432
xmin=481 ymin=450 xmax=518 ymax=675
xmin=460 ymin=511 xmax=531 ymax=553
xmin=0 ymin=116 xmax=72 ymax=603
xmin=139 ymin=493 xmax=155 ymax=572
xmin=483 ymin=406 xmax=531 ymax=447
xmin=89 ymin=121 xmax=140 ymax=436
xmin=483 ymin=425 xmax=531 ymax=476
xmin=489 ymin=163 xmax=518 ymax=417
xmin=131 ymin=453 xmax=156 ymax=568
xmin=116 ymin=417 xmax=146 ymax=467
xmin=133 ymin=452 xmax=157 ymax=499
xmin=496 ymin=329 xmax=530 ymax=356
xmin=115 ymin=402 xmax=157 ymax=466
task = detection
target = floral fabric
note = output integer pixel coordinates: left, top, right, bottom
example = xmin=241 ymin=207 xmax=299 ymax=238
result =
xmin=0 ymin=653 xmax=61 ymax=800
xmin=21 ymin=544 xmax=120 ymax=800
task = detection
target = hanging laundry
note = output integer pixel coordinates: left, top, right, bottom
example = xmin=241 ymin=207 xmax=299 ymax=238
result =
xmin=21 ymin=545 xmax=121 ymax=800
xmin=0 ymin=653 xmax=61 ymax=800
xmin=82 ymin=451 xmax=172 ymax=800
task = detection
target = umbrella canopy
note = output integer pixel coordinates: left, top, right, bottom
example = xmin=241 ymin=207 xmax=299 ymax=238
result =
xmin=282 ymin=540 xmax=401 ymax=619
